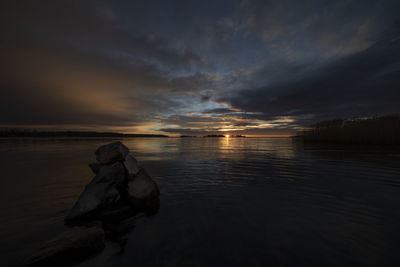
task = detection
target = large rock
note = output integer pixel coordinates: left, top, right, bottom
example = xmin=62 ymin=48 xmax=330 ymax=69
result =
xmin=93 ymin=161 xmax=125 ymax=186
xmin=65 ymin=182 xmax=119 ymax=224
xmin=95 ymin=141 xmax=129 ymax=164
xmin=66 ymin=162 xmax=126 ymax=223
xmin=25 ymin=225 xmax=104 ymax=267
xmin=66 ymin=142 xmax=160 ymax=224
xmin=127 ymin=168 xmax=159 ymax=201
xmin=123 ymin=154 xmax=139 ymax=177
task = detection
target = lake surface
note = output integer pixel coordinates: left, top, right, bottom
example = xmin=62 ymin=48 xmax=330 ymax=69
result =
xmin=1 ymin=137 xmax=400 ymax=266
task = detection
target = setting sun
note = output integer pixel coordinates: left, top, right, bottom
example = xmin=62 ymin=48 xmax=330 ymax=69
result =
xmin=225 ymin=135 xmax=230 ymax=138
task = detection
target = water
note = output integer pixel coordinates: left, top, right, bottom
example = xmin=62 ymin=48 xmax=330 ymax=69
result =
xmin=0 ymin=137 xmax=400 ymax=266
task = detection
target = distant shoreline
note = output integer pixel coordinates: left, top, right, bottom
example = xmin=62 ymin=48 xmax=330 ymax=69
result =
xmin=295 ymin=115 xmax=400 ymax=145
xmin=0 ymin=130 xmax=291 ymax=138
xmin=0 ymin=130 xmax=168 ymax=138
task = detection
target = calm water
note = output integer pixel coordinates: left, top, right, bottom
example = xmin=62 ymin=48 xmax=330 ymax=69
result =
xmin=1 ymin=137 xmax=400 ymax=266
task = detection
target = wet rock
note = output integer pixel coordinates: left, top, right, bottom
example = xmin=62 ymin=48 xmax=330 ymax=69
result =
xmin=104 ymin=187 xmax=120 ymax=203
xmin=123 ymin=154 xmax=139 ymax=177
xmin=95 ymin=141 xmax=129 ymax=164
xmin=88 ymin=162 xmax=101 ymax=174
xmin=65 ymin=182 xmax=118 ymax=224
xmin=127 ymin=168 xmax=160 ymax=215
xmin=127 ymin=168 xmax=159 ymax=204
xmin=66 ymin=161 xmax=126 ymax=224
xmin=104 ymin=216 xmax=136 ymax=240
xmin=93 ymin=161 xmax=125 ymax=186
xmin=24 ymin=226 xmax=104 ymax=267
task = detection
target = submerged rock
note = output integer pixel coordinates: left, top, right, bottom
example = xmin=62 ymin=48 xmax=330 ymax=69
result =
xmin=104 ymin=216 xmax=136 ymax=241
xmin=99 ymin=202 xmax=135 ymax=223
xmin=95 ymin=141 xmax=129 ymax=164
xmin=123 ymin=154 xmax=139 ymax=177
xmin=24 ymin=225 xmax=104 ymax=267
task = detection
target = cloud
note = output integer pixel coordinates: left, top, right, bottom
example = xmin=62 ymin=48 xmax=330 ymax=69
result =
xmin=1 ymin=0 xmax=207 ymax=71
xmin=1 ymin=0 xmax=399 ymax=135
xmin=202 ymin=108 xmax=236 ymax=114
xmin=237 ymin=0 xmax=400 ymax=60
xmin=220 ymin=26 xmax=400 ymax=125
xmin=0 ymin=1 xmax=217 ymax=129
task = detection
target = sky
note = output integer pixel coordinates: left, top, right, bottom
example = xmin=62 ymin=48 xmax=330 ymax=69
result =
xmin=1 ymin=0 xmax=399 ymax=136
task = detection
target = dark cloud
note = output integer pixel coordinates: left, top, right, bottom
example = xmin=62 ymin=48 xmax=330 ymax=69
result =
xmin=0 ymin=1 xmax=207 ymax=71
xmin=220 ymin=25 xmax=400 ymax=124
xmin=233 ymin=122 xmax=259 ymax=127
xmin=202 ymin=108 xmax=235 ymax=114
xmin=0 ymin=0 xmax=399 ymax=135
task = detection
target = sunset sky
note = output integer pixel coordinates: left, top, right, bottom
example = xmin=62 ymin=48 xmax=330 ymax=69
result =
xmin=1 ymin=0 xmax=399 ymax=136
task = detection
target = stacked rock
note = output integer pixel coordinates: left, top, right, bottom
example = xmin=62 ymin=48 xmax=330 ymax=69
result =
xmin=66 ymin=141 xmax=160 ymax=224
xmin=25 ymin=142 xmax=159 ymax=267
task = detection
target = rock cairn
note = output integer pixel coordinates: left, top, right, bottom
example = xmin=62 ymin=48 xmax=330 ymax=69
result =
xmin=25 ymin=141 xmax=159 ymax=267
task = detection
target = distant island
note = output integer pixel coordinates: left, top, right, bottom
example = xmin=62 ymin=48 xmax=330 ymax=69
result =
xmin=180 ymin=135 xmax=197 ymax=138
xmin=203 ymin=134 xmax=246 ymax=138
xmin=295 ymin=115 xmax=400 ymax=145
xmin=0 ymin=129 xmax=168 ymax=138
xmin=203 ymin=134 xmax=226 ymax=138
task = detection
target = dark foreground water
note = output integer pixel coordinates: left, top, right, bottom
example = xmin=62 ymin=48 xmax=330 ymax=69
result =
xmin=1 ymin=137 xmax=400 ymax=266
